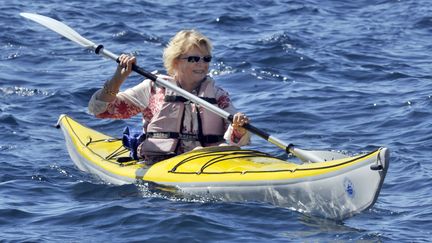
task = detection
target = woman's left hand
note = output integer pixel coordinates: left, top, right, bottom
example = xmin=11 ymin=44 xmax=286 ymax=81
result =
xmin=232 ymin=112 xmax=249 ymax=135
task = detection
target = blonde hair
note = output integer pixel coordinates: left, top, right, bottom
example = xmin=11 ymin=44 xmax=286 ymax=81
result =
xmin=163 ymin=30 xmax=212 ymax=75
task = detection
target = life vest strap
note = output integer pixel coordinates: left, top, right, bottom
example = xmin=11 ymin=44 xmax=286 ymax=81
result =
xmin=146 ymin=132 xmax=224 ymax=143
xmin=164 ymin=95 xmax=217 ymax=104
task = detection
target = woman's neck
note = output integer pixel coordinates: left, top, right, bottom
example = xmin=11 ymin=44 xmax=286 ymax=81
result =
xmin=177 ymin=77 xmax=206 ymax=92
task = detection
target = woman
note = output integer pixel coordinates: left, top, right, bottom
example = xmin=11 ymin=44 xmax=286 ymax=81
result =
xmin=88 ymin=30 xmax=250 ymax=163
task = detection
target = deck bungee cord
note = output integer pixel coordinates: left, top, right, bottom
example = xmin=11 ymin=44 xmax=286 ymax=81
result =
xmin=167 ymin=148 xmax=383 ymax=175
xmin=169 ymin=150 xmax=277 ymax=174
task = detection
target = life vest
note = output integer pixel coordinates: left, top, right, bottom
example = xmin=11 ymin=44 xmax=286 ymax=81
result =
xmin=139 ymin=77 xmax=226 ymax=156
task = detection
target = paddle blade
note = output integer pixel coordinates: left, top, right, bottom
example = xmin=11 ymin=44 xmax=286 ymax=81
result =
xmin=20 ymin=12 xmax=96 ymax=49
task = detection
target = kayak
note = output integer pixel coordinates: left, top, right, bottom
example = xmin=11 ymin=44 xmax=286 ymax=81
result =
xmin=57 ymin=114 xmax=389 ymax=220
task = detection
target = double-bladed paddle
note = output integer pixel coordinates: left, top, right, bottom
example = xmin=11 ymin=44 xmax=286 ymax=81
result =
xmin=20 ymin=12 xmax=324 ymax=162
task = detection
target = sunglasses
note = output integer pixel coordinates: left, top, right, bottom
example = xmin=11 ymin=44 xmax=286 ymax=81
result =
xmin=181 ymin=55 xmax=212 ymax=63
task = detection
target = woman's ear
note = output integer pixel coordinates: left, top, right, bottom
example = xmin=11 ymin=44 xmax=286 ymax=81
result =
xmin=172 ymin=58 xmax=179 ymax=70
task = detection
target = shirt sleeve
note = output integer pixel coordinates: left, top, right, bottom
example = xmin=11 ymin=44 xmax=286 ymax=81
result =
xmin=88 ymin=79 xmax=153 ymax=119
xmin=215 ymin=86 xmax=251 ymax=146
xmin=224 ymin=125 xmax=252 ymax=146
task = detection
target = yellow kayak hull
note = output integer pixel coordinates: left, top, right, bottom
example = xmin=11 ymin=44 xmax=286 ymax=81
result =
xmin=57 ymin=114 xmax=389 ymax=220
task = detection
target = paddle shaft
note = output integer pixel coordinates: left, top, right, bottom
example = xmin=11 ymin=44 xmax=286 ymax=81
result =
xmin=92 ymin=44 xmax=295 ymax=153
xmin=21 ymin=13 xmax=325 ymax=160
xmin=133 ymin=61 xmax=294 ymax=153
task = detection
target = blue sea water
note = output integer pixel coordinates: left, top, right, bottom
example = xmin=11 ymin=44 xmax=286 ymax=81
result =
xmin=1 ymin=0 xmax=432 ymax=241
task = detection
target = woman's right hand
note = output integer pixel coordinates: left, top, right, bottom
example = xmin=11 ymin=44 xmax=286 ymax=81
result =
xmin=112 ymin=54 xmax=136 ymax=82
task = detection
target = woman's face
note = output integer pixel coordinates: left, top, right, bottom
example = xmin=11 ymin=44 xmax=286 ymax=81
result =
xmin=175 ymin=46 xmax=211 ymax=85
